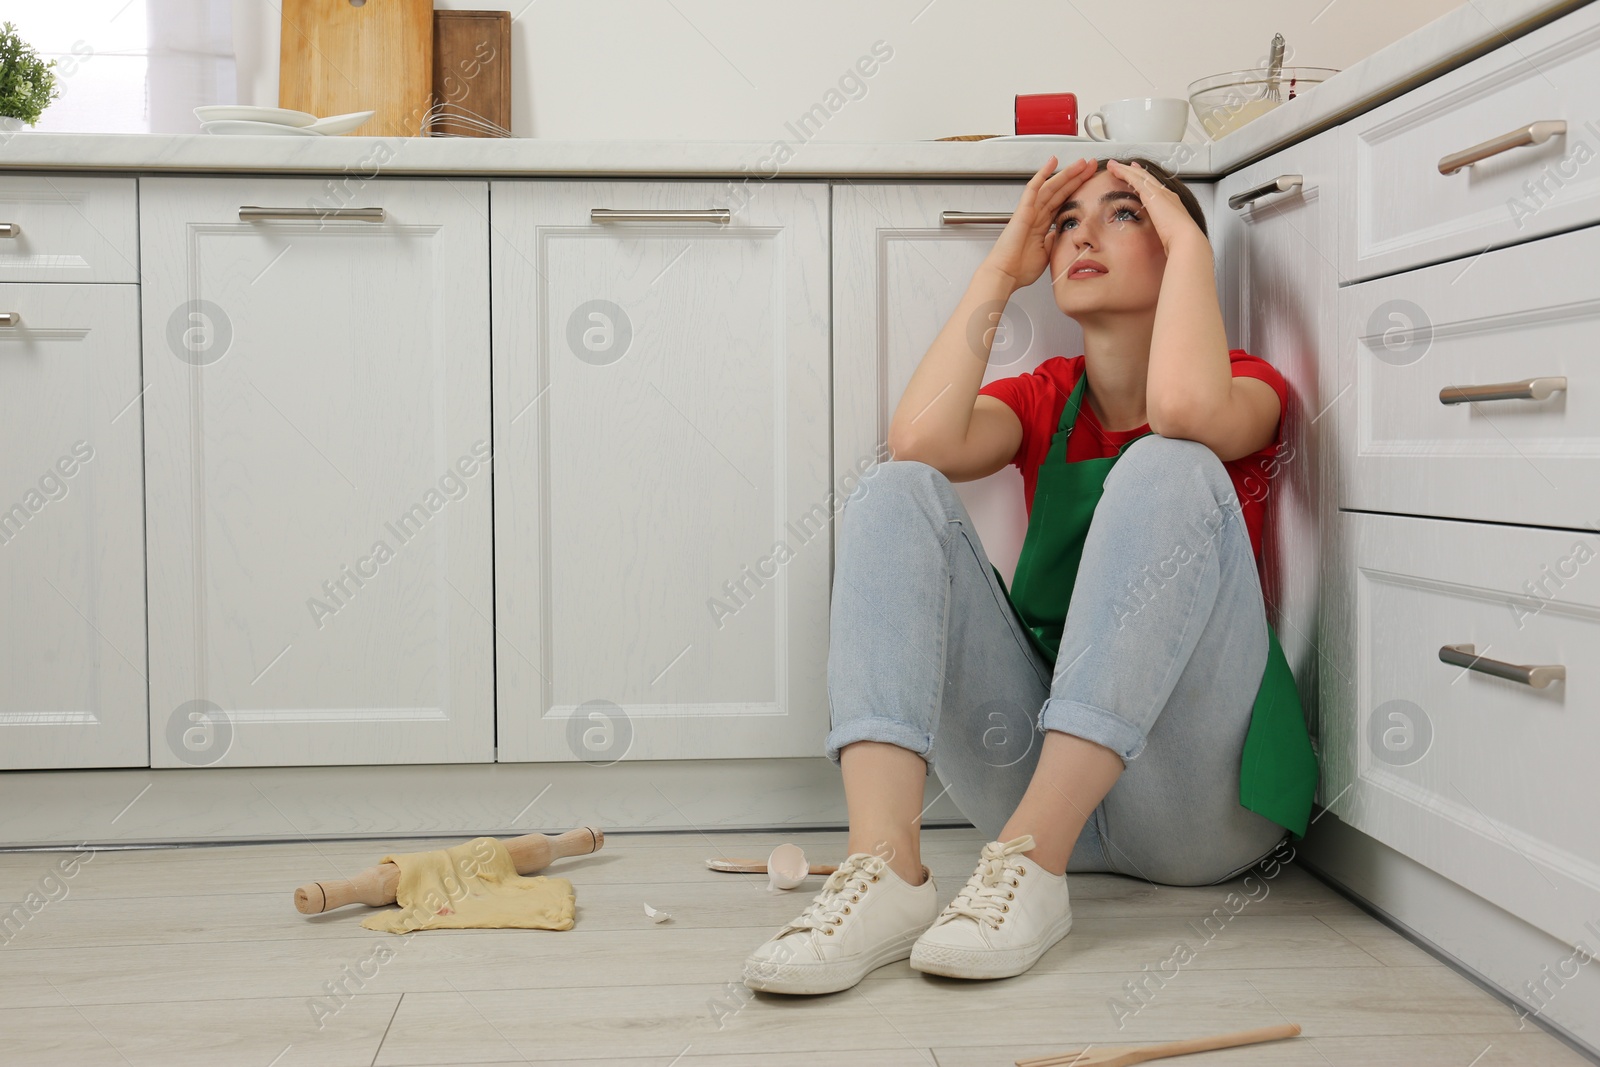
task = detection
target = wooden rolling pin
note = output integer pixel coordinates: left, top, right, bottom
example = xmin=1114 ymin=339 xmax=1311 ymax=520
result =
xmin=293 ymin=827 xmax=604 ymax=914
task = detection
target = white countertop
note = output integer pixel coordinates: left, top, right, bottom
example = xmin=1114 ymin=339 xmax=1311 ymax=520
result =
xmin=0 ymin=0 xmax=1585 ymax=181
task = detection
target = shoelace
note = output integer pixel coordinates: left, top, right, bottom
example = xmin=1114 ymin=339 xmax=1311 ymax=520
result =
xmin=780 ymin=852 xmax=888 ymax=936
xmin=935 ymin=834 xmax=1037 ymax=929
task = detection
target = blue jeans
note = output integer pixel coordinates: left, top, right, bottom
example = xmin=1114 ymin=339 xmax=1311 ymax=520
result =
xmin=824 ymin=435 xmax=1289 ymax=886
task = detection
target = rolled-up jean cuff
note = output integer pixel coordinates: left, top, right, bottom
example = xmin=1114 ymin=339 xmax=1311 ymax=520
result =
xmin=1038 ymin=697 xmax=1147 ymax=764
xmin=824 ymin=714 xmax=934 ymax=774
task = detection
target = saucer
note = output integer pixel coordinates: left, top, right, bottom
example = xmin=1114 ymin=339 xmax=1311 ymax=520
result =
xmin=306 ymin=110 xmax=377 ymax=136
xmin=200 ymin=119 xmax=324 ymax=136
xmin=195 ymin=105 xmax=317 ymax=127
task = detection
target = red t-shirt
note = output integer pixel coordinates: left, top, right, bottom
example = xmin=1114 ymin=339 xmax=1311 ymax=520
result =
xmin=976 ymin=350 xmax=1287 ymax=562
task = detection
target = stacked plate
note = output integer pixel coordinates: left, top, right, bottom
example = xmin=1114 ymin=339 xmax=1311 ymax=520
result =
xmin=194 ymin=106 xmax=377 ymax=137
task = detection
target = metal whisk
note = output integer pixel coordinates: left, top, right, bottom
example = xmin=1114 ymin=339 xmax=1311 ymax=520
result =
xmin=1265 ymin=33 xmax=1286 ymax=102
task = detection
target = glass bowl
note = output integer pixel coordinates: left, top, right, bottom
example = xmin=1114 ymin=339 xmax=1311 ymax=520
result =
xmin=1187 ymin=67 xmax=1339 ymax=139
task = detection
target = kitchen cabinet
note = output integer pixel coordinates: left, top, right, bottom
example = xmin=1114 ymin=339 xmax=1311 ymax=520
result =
xmin=831 ymin=182 xmax=1094 ymax=590
xmin=1318 ymin=0 xmax=1600 ymax=967
xmin=1212 ymin=126 xmax=1343 ymax=759
xmin=0 ymin=282 xmax=147 ymax=769
xmin=138 ymin=177 xmax=494 ymax=768
xmin=1323 ymin=208 xmax=1600 ymax=967
xmin=489 ymin=180 xmax=831 ymax=762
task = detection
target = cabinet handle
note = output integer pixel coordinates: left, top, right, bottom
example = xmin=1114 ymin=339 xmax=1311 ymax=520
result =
xmin=1438 ymin=375 xmax=1566 ymax=404
xmin=1438 ymin=120 xmax=1565 ymax=175
xmin=0 ymin=223 xmax=18 ymax=238
xmin=238 ymin=206 xmax=386 ymax=222
xmin=590 ymin=208 xmax=731 ymax=223
xmin=941 ymin=211 xmax=1012 ymax=224
xmin=0 ymin=312 xmax=18 ymax=327
xmin=1439 ymin=643 xmax=1566 ymax=689
xmin=1227 ymin=174 xmax=1303 ymax=211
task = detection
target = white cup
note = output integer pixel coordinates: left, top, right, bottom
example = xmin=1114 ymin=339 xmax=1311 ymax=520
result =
xmin=1083 ymin=97 xmax=1190 ymax=142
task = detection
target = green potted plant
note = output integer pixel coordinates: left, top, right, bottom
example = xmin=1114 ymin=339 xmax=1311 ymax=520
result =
xmin=0 ymin=22 xmax=59 ymax=133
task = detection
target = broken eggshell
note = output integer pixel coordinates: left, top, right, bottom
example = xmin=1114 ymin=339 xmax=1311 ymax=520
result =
xmin=643 ymin=902 xmax=672 ymax=923
xmin=766 ymin=843 xmax=810 ymax=891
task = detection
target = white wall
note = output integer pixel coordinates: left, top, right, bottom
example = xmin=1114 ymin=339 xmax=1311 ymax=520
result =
xmin=18 ymin=0 xmax=1466 ymax=139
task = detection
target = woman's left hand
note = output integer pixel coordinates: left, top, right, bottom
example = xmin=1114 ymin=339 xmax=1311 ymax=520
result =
xmin=1104 ymin=159 xmax=1209 ymax=259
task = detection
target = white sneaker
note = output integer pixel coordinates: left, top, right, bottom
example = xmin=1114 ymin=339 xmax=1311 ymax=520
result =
xmin=909 ymin=833 xmax=1072 ymax=980
xmin=743 ymin=851 xmax=938 ymax=994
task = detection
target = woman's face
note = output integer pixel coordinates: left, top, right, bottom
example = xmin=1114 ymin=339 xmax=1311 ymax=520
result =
xmin=1048 ymin=167 xmax=1168 ymax=319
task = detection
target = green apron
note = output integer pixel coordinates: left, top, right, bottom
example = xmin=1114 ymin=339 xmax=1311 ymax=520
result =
xmin=990 ymin=370 xmax=1319 ymax=840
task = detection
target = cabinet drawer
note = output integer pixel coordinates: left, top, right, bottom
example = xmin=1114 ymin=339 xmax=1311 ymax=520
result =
xmin=1343 ymin=1 xmax=1600 ymax=282
xmin=0 ymin=176 xmax=138 ymax=283
xmin=1339 ymin=218 xmax=1600 ymax=529
xmin=1341 ymin=510 xmax=1598 ymax=945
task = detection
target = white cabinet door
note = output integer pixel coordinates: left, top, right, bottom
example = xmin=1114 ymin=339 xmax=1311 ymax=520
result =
xmin=0 ymin=283 xmax=147 ymax=768
xmin=491 ymin=180 xmax=831 ymax=762
xmin=139 ymin=178 xmax=493 ymax=768
xmin=1213 ymin=127 xmax=1342 ymax=762
xmin=832 ymin=183 xmax=1096 ymax=590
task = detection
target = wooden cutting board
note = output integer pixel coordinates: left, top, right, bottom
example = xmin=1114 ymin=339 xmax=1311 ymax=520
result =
xmin=432 ymin=10 xmax=512 ymax=136
xmin=279 ymin=0 xmax=433 ymax=137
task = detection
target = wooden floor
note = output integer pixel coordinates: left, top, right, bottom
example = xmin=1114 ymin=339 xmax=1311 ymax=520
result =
xmin=1 ymin=825 xmax=1591 ymax=1066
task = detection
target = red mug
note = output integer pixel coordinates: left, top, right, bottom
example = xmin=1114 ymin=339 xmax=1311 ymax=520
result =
xmin=1015 ymin=92 xmax=1078 ymax=135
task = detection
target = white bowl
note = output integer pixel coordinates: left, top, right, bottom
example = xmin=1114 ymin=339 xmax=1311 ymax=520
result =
xmin=194 ymin=105 xmax=317 ymax=128
xmin=200 ymin=119 xmax=325 ymax=137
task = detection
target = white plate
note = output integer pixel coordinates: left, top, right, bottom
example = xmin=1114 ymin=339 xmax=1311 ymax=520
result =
xmin=200 ymin=119 xmax=325 ymax=137
xmin=195 ymin=105 xmax=317 ymax=127
xmin=989 ymin=133 xmax=1095 ymax=141
xmin=305 ymin=110 xmax=377 ymax=136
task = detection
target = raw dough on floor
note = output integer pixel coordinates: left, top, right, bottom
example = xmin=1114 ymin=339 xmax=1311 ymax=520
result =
xmin=360 ymin=836 xmax=576 ymax=933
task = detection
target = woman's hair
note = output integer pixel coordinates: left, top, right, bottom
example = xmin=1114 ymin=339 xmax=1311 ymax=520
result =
xmin=1096 ymin=155 xmax=1208 ymax=240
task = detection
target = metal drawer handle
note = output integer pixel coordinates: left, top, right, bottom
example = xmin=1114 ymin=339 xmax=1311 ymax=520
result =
xmin=1440 ymin=643 xmax=1566 ymax=689
xmin=942 ymin=211 xmax=1013 ymax=225
xmin=1227 ymin=174 xmax=1304 ymax=211
xmin=239 ymin=206 xmax=386 ymax=222
xmin=1438 ymin=120 xmax=1566 ymax=175
xmin=0 ymin=312 xmax=18 ymax=327
xmin=590 ymin=208 xmax=731 ymax=223
xmin=0 ymin=223 xmax=18 ymax=238
xmin=1439 ymin=375 xmax=1566 ymax=404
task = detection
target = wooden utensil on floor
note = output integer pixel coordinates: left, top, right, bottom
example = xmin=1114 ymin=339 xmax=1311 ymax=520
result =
xmin=279 ymin=0 xmax=433 ymax=137
xmin=1016 ymin=1022 xmax=1301 ymax=1066
xmin=294 ymin=827 xmax=603 ymax=914
xmin=706 ymin=857 xmax=839 ymax=875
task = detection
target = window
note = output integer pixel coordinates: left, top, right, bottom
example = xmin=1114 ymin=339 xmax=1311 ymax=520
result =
xmin=9 ymin=0 xmax=235 ymax=133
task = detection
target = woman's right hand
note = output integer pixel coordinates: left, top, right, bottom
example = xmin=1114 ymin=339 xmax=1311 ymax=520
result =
xmin=982 ymin=155 xmax=1098 ymax=291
